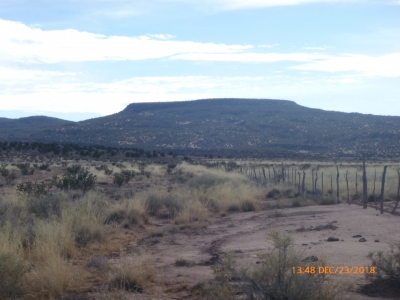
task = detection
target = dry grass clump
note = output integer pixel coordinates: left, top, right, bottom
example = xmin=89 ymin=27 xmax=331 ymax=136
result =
xmin=106 ymin=198 xmax=148 ymax=227
xmin=0 ymin=252 xmax=30 ymax=299
xmin=183 ymin=167 xmax=262 ymax=214
xmin=0 ymin=190 xmax=111 ymax=299
xmin=173 ymin=199 xmax=209 ymax=225
xmin=24 ymin=255 xmax=79 ymax=299
xmin=108 ymin=258 xmax=155 ymax=293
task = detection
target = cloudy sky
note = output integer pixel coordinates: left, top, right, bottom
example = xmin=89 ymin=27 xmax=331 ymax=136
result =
xmin=0 ymin=0 xmax=399 ymax=121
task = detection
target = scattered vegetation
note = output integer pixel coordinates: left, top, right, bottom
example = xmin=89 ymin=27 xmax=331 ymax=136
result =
xmin=202 ymin=231 xmax=349 ymax=300
xmin=53 ymin=164 xmax=97 ymax=193
xmin=0 ymin=147 xmax=399 ymax=299
xmin=367 ymin=244 xmax=400 ymax=284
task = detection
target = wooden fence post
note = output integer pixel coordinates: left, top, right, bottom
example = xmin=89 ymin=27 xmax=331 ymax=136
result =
xmin=391 ymin=170 xmax=400 ymax=214
xmin=345 ymin=170 xmax=350 ymax=205
xmin=362 ymin=161 xmax=368 ymax=209
xmin=312 ymin=169 xmax=315 ymax=194
xmin=336 ymin=166 xmax=340 ymax=204
xmin=321 ymin=172 xmax=324 ymax=200
xmin=356 ymin=171 xmax=358 ymax=200
xmin=373 ymin=169 xmax=377 ymax=210
xmin=298 ymin=172 xmax=301 ymax=194
xmin=380 ymin=166 xmax=387 ymax=214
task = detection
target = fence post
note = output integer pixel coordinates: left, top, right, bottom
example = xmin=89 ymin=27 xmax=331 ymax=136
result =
xmin=336 ymin=166 xmax=340 ymax=204
xmin=380 ymin=166 xmax=387 ymax=214
xmin=391 ymin=171 xmax=400 ymax=214
xmin=362 ymin=161 xmax=368 ymax=209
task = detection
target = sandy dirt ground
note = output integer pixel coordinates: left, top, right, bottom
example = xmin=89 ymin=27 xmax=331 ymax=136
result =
xmin=107 ymin=203 xmax=400 ymax=300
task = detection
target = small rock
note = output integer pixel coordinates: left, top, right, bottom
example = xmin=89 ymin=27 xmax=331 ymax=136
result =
xmin=327 ymin=237 xmax=339 ymax=242
xmin=301 ymin=256 xmax=318 ymax=262
xmin=332 ymin=220 xmax=338 ymax=223
xmin=359 ymin=238 xmax=367 ymax=242
xmin=256 ymin=261 xmax=261 ymax=264
xmin=375 ymin=240 xmax=380 ymax=242
xmin=353 ymin=235 xmax=362 ymax=238
xmin=302 ymin=243 xmax=308 ymax=246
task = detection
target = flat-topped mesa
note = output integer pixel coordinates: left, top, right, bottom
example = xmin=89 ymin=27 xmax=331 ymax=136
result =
xmin=122 ymin=98 xmax=299 ymax=114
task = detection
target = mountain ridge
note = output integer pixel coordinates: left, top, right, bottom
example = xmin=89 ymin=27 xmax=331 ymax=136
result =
xmin=1 ymin=99 xmax=399 ymax=158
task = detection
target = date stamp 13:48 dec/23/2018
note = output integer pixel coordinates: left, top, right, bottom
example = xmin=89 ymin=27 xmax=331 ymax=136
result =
xmin=292 ymin=266 xmax=376 ymax=275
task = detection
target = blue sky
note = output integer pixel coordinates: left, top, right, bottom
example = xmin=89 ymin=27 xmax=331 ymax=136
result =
xmin=0 ymin=0 xmax=399 ymax=121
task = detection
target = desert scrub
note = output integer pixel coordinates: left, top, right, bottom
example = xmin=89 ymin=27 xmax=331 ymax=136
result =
xmin=367 ymin=244 xmax=400 ymax=284
xmin=106 ymin=198 xmax=148 ymax=227
xmin=238 ymin=231 xmax=347 ymax=300
xmin=173 ymin=199 xmax=209 ymax=225
xmin=108 ymin=258 xmax=155 ymax=293
xmin=184 ymin=169 xmax=262 ymax=213
xmin=24 ymin=255 xmax=78 ymax=299
xmin=0 ymin=252 xmax=30 ymax=299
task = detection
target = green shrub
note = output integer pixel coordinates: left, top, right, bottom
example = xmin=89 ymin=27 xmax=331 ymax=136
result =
xmin=167 ymin=163 xmax=177 ymax=175
xmin=53 ymin=166 xmax=96 ymax=193
xmin=17 ymin=181 xmax=51 ymax=198
xmin=113 ymin=173 xmax=125 ymax=188
xmin=17 ymin=163 xmax=34 ymax=175
xmin=113 ymin=170 xmax=135 ymax=188
xmin=0 ymin=167 xmax=17 ymax=185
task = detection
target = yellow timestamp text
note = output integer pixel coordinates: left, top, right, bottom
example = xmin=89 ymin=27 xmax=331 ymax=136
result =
xmin=292 ymin=266 xmax=376 ymax=275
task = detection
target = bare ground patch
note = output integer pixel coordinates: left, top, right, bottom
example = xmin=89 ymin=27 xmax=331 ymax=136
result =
xmin=99 ymin=203 xmax=399 ymax=299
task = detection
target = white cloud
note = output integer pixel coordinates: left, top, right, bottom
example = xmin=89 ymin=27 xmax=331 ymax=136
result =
xmin=170 ymin=52 xmax=330 ymax=62
xmin=2 ymin=19 xmax=399 ymax=78
xmin=292 ymin=53 xmax=400 ymax=77
xmin=0 ymin=19 xmax=251 ymax=64
xmin=209 ymin=0 xmax=353 ymax=10
xmin=301 ymin=46 xmax=328 ymax=50
xmin=0 ymin=20 xmax=252 ymax=63
xmin=0 ymin=67 xmax=75 ymax=82
xmin=147 ymin=34 xmax=175 ymax=39
xmin=258 ymin=44 xmax=280 ymax=48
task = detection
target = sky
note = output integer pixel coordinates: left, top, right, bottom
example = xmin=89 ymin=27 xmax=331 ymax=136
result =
xmin=0 ymin=0 xmax=399 ymax=121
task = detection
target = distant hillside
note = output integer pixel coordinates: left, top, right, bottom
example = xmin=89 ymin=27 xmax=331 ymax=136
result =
xmin=2 ymin=99 xmax=400 ymax=158
xmin=0 ymin=116 xmax=74 ymax=140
